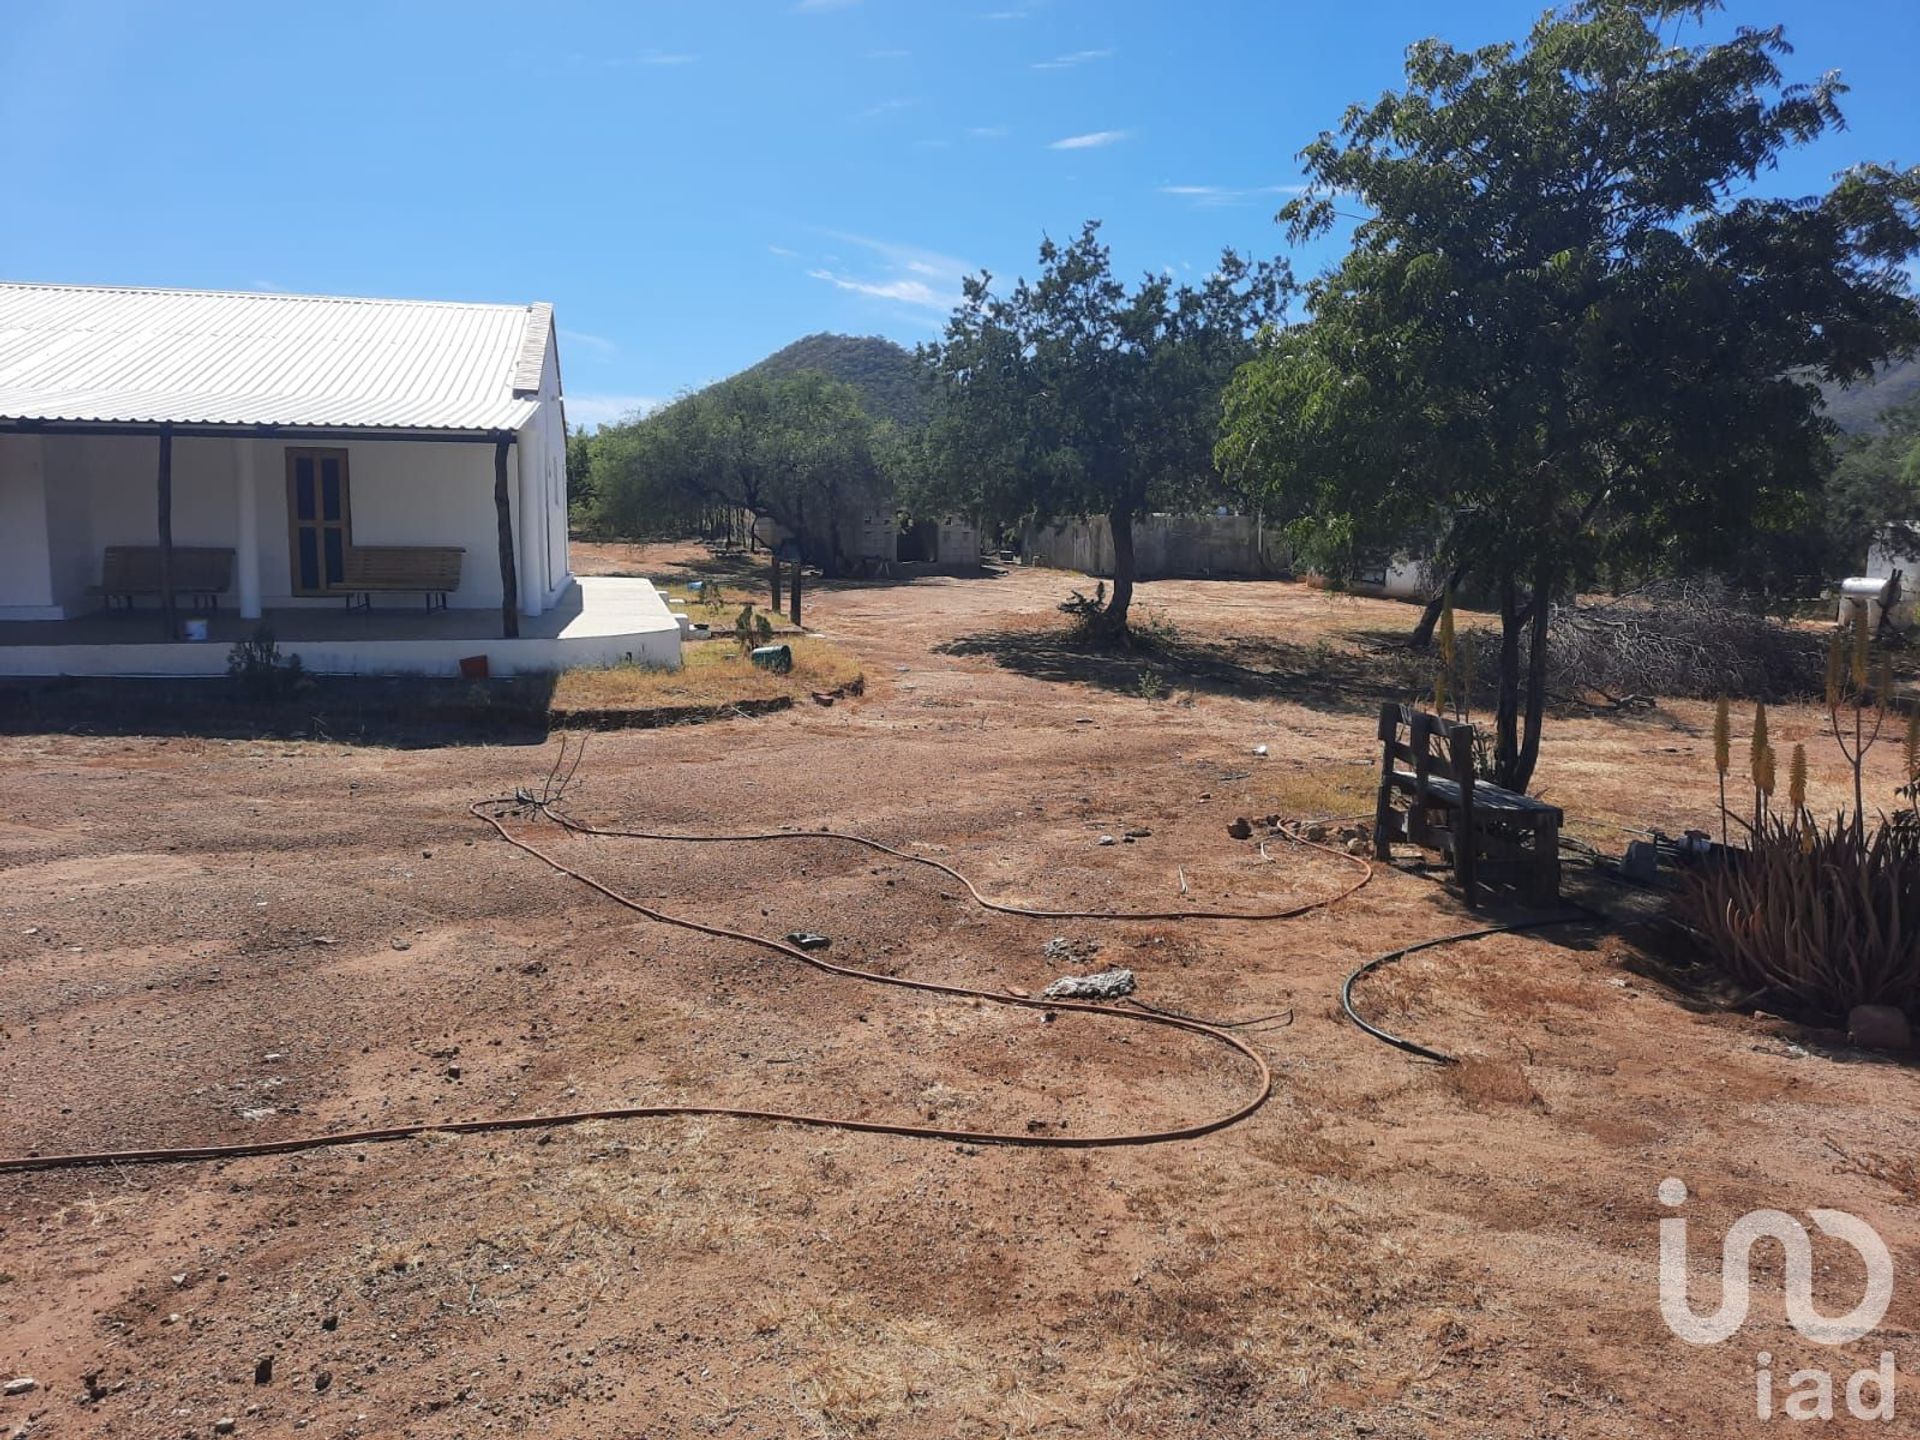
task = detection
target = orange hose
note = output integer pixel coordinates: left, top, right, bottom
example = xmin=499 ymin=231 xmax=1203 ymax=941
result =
xmin=0 ymin=798 xmax=1369 ymax=1174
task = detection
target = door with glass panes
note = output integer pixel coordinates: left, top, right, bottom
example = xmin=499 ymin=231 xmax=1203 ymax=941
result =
xmin=285 ymin=448 xmax=350 ymax=594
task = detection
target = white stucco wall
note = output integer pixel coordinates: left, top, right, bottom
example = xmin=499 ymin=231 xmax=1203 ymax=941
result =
xmin=0 ymin=434 xmax=57 ymax=617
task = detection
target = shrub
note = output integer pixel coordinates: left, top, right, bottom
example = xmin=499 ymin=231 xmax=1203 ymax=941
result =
xmin=1676 ymin=816 xmax=1920 ymax=1022
xmin=226 ymin=626 xmax=307 ymax=701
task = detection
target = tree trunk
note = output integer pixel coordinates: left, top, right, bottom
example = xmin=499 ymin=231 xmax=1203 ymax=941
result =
xmin=769 ymin=549 xmax=783 ymax=612
xmin=494 ymin=438 xmax=520 ymax=639
xmin=1493 ymin=569 xmax=1522 ymax=788
xmin=1408 ymin=564 xmax=1468 ymax=649
xmin=1511 ymin=559 xmax=1554 ymax=792
xmin=1102 ymin=506 xmax=1136 ymax=639
xmin=788 ymin=557 xmax=803 ymax=627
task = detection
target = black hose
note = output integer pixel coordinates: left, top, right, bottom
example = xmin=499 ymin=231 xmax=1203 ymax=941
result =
xmin=1340 ymin=906 xmax=1610 ymax=1064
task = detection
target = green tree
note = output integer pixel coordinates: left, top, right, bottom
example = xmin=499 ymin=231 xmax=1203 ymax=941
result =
xmin=1219 ymin=0 xmax=1920 ymax=790
xmin=587 ymin=370 xmax=896 ymax=610
xmin=1825 ymin=394 xmax=1920 ymax=570
xmin=921 ymin=222 xmax=1288 ymax=638
xmin=564 ymin=423 xmax=596 ymax=531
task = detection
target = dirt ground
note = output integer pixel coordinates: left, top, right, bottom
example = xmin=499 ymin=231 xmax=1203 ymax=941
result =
xmin=2 ymin=545 xmax=1915 ymax=1438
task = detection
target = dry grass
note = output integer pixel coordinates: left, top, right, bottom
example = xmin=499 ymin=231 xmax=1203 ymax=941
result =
xmin=550 ymin=635 xmax=864 ymax=716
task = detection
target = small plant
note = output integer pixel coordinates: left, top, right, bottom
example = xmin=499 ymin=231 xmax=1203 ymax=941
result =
xmin=226 ymin=626 xmax=307 ymax=701
xmin=703 ymin=582 xmax=728 ymax=615
xmin=733 ymin=603 xmax=773 ymax=654
xmin=1135 ymin=665 xmax=1166 ymax=701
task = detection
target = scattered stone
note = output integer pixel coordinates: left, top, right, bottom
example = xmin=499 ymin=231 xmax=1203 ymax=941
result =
xmin=444 ymin=1064 xmax=462 ymax=1081
xmin=1042 ymin=967 xmax=1137 ymax=1001
xmin=164 ymin=1312 xmax=182 ymax=1326
xmin=1848 ymin=1004 xmax=1912 ymax=1052
xmin=214 ymin=1418 xmax=236 ymax=1435
xmin=171 ymin=1273 xmax=188 ymax=1287
xmin=262 ymin=1053 xmax=284 ymax=1064
xmin=1096 ymin=835 xmax=1117 ymax=846
xmin=390 ymin=939 xmax=411 ymax=952
xmin=1124 ymin=827 xmax=1152 ymax=839
xmin=314 ymin=1370 xmax=333 ymax=1393
xmin=1303 ymin=822 xmax=1329 ymax=842
xmin=1345 ymin=837 xmax=1369 ymax=856
xmin=321 ymin=1314 xmax=339 ymax=1332
xmin=1227 ymin=818 xmax=1253 ymax=840
xmin=1252 ymin=744 xmax=1269 ymax=757
xmin=1043 ymin=936 xmax=1100 ymax=964
xmin=254 ymin=1356 xmax=273 ymax=1386
xmin=785 ymin=932 xmax=831 ymax=951
xmin=3 ymin=1378 xmax=35 ymax=1397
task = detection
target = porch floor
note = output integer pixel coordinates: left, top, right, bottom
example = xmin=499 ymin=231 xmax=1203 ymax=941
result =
xmin=0 ymin=577 xmax=681 ymax=677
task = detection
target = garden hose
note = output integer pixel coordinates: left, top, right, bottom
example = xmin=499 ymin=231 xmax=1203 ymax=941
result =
xmin=0 ymin=794 xmax=1372 ymax=1175
xmin=1340 ymin=906 xmax=1610 ymax=1065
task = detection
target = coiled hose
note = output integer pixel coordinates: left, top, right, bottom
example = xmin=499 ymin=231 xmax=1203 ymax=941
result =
xmin=0 ymin=798 xmax=1372 ymax=1173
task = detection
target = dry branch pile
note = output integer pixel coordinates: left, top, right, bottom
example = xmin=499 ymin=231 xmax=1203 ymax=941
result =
xmin=1531 ymin=580 xmax=1822 ymax=703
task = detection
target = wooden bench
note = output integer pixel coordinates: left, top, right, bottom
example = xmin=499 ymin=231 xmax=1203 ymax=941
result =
xmin=89 ymin=545 xmax=235 ymax=610
xmin=338 ymin=546 xmax=464 ymax=610
xmin=1373 ymin=702 xmax=1562 ymax=906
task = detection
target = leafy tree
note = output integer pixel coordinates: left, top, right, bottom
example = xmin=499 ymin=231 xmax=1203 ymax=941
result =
xmin=1824 ymin=394 xmax=1920 ymax=569
xmin=1218 ymin=0 xmax=1920 ymax=790
xmin=586 ymin=370 xmax=896 ymax=610
xmin=921 ymin=222 xmax=1288 ymax=638
xmin=564 ymin=423 xmax=596 ymax=530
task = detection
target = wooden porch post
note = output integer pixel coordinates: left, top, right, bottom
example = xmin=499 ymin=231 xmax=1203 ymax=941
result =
xmin=156 ymin=425 xmax=176 ymax=638
xmin=494 ymin=437 xmax=520 ymax=639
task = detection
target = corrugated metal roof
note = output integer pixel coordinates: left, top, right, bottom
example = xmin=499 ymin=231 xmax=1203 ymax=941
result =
xmin=0 ymin=283 xmax=555 ymax=433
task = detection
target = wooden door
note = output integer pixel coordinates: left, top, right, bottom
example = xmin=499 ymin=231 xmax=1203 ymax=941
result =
xmin=286 ymin=448 xmax=351 ymax=594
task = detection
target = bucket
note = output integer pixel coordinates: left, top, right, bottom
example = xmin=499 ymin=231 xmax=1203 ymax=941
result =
xmin=181 ymin=618 xmax=209 ymax=642
xmin=459 ymin=655 xmax=490 ymax=680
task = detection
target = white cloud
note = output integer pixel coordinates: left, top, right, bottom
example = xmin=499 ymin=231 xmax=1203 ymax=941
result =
xmin=1032 ymin=48 xmax=1112 ymax=70
xmin=564 ymin=393 xmax=663 ymax=429
xmin=809 ymin=269 xmax=942 ymax=308
xmin=768 ymin=244 xmax=799 ymax=257
xmin=1156 ymin=182 xmax=1307 ymax=207
xmin=854 ymin=96 xmax=920 ymax=120
xmin=802 ymin=230 xmax=974 ymax=315
xmin=559 ymin=327 xmax=617 ymax=355
xmin=1049 ymin=129 xmax=1130 ymax=150
xmin=966 ymin=124 xmax=1011 ymax=139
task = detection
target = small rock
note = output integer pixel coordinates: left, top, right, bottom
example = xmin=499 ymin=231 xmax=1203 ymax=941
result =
xmin=320 ymin=1314 xmax=339 ymax=1332
xmin=1304 ymin=822 xmax=1329 ymax=842
xmin=1848 ymin=1004 xmax=1912 ymax=1052
xmin=1042 ymin=967 xmax=1137 ymax=1001
xmin=1227 ymin=818 xmax=1254 ymax=840
xmin=445 ymin=1064 xmax=462 ymax=1080
xmin=391 ymin=939 xmax=411 ymax=952
xmin=164 ymin=1312 xmax=182 ymax=1326
xmin=314 ymin=1370 xmax=333 ymax=1393
xmin=1251 ymin=744 xmax=1269 ymax=757
xmin=214 ymin=1418 xmax=236 ymax=1435
xmin=785 ymin=932 xmax=831 ymax=951
xmin=3 ymin=1378 xmax=35 ymax=1397
xmin=171 ymin=1273 xmax=188 ymax=1287
xmin=1096 ymin=835 xmax=1117 ymax=846
xmin=1345 ymin=837 xmax=1369 ymax=856
xmin=254 ymin=1356 xmax=273 ymax=1386
xmin=1124 ymin=827 xmax=1152 ymax=839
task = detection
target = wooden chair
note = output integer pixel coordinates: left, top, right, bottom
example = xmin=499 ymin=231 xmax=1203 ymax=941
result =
xmin=338 ymin=546 xmax=465 ymax=610
xmin=1374 ymin=702 xmax=1562 ymax=906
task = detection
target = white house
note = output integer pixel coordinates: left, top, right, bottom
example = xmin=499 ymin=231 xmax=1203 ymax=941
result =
xmin=0 ymin=282 xmax=679 ymax=676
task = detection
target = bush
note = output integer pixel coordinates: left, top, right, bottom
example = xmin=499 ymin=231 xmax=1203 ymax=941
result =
xmin=226 ymin=626 xmax=308 ymax=701
xmin=1676 ymin=815 xmax=1920 ymax=1022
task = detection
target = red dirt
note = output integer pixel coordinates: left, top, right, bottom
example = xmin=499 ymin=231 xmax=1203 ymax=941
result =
xmin=2 ymin=544 xmax=1915 ymax=1437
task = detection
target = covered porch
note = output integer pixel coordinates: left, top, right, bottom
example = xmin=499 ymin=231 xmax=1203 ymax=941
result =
xmin=0 ymin=576 xmax=680 ymax=677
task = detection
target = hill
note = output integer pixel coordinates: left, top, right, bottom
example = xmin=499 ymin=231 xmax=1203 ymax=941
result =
xmin=1822 ymin=356 xmax=1920 ymax=434
xmin=737 ymin=332 xmax=929 ymax=428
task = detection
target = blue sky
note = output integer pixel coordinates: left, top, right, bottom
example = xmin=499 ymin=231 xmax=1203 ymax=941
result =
xmin=2 ymin=1 xmax=1914 ymax=427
